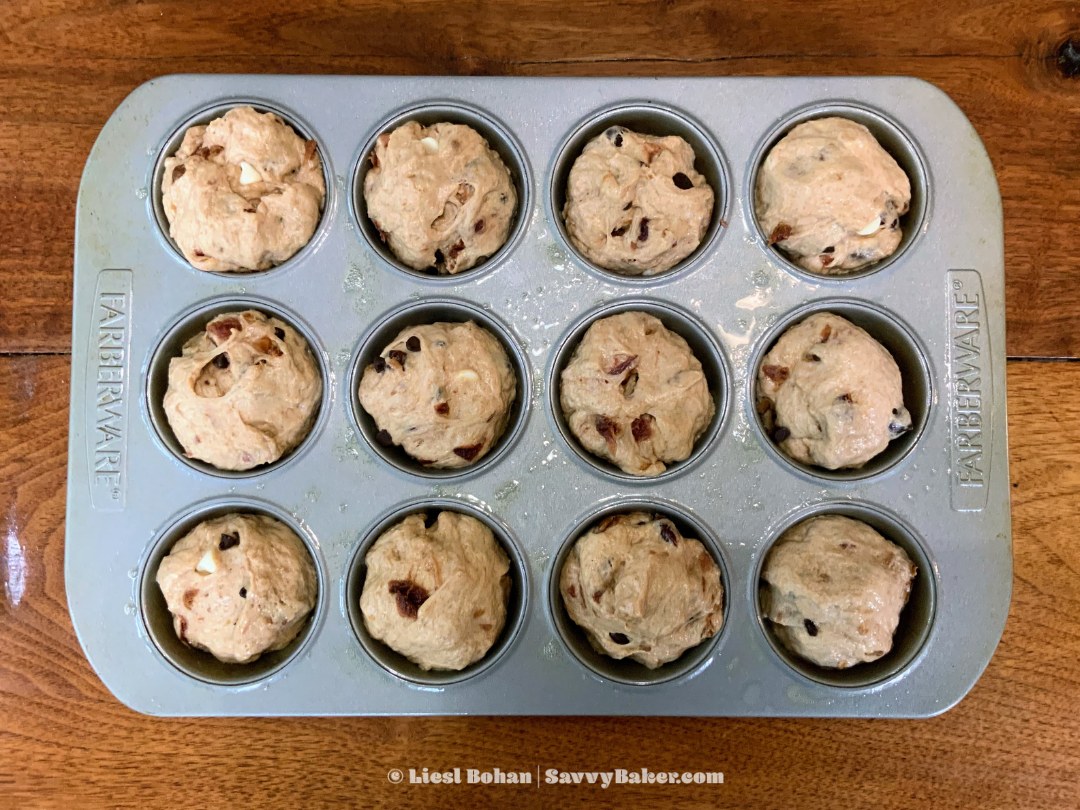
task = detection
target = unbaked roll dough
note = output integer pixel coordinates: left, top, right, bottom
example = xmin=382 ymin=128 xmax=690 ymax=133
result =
xmin=161 ymin=106 xmax=325 ymax=272
xmin=563 ymin=126 xmax=714 ymax=276
xmin=358 ymin=321 xmax=517 ymax=468
xmin=756 ymin=312 xmax=912 ymax=470
xmin=560 ymin=512 xmax=724 ymax=668
xmin=755 ymin=117 xmax=911 ymax=274
xmin=560 ymin=311 xmax=714 ymax=476
xmin=156 ymin=513 xmax=318 ymax=664
xmin=364 ymin=121 xmax=517 ymax=274
xmin=361 ymin=511 xmax=511 ymax=671
xmin=760 ymin=515 xmax=917 ymax=669
xmin=164 ymin=310 xmax=323 ymax=471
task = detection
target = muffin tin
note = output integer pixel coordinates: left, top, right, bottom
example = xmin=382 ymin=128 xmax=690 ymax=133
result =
xmin=67 ymin=75 xmax=1010 ymax=717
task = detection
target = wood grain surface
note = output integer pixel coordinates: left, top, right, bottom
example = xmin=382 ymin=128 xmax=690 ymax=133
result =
xmin=2 ymin=1 xmax=1079 ymax=807
xmin=1 ymin=357 xmax=1077 ymax=808
xmin=0 ymin=0 xmax=1079 ymax=356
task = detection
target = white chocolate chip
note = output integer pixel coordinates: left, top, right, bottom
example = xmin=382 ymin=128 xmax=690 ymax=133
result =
xmin=420 ymin=137 xmax=439 ymax=153
xmin=239 ymin=161 xmax=262 ymax=185
xmin=195 ymin=549 xmax=218 ymax=575
xmin=455 ymin=369 xmax=480 ymax=383
xmin=857 ymin=217 xmax=882 ymax=236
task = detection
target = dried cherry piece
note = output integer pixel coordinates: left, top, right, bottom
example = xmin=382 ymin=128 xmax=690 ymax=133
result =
xmin=768 ymin=222 xmax=792 ymax=245
xmin=211 ymin=353 xmax=230 ymax=370
xmin=606 ymin=354 xmax=638 ymax=375
xmin=659 ymin=523 xmax=678 ymax=546
xmin=453 ymin=443 xmax=483 ymax=461
xmin=762 ymin=364 xmax=789 ymax=384
xmin=375 ymin=429 xmax=394 ymax=447
xmin=388 ymin=579 xmax=429 ymax=619
xmin=609 ymin=632 xmax=630 ymax=645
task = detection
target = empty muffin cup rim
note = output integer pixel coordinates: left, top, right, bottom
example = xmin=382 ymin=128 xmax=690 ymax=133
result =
xmin=346 ymin=297 xmax=532 ymax=481
xmin=149 ymin=98 xmax=335 ymax=280
xmin=547 ymin=497 xmax=732 ymax=687
xmin=548 ymin=101 xmax=731 ymax=286
xmin=142 ymin=294 xmax=333 ymax=480
xmin=750 ymin=499 xmax=939 ymax=690
xmin=349 ymin=100 xmax=533 ymax=284
xmin=547 ymin=297 xmax=730 ymax=483
xmin=746 ymin=100 xmax=930 ymax=283
xmin=745 ymin=297 xmax=934 ymax=484
xmin=343 ymin=497 xmax=530 ymax=688
xmin=137 ymin=496 xmax=328 ymax=689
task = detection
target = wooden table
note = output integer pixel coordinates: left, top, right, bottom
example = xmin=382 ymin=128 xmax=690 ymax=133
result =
xmin=2 ymin=2 xmax=1078 ymax=806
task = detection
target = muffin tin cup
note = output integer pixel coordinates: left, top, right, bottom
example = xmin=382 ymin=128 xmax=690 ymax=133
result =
xmin=549 ymin=102 xmax=731 ymax=286
xmin=746 ymin=101 xmax=930 ymax=283
xmin=137 ymin=497 xmax=328 ymax=688
xmin=143 ymin=295 xmax=333 ymax=480
xmin=343 ymin=497 xmax=530 ymax=688
xmin=751 ymin=500 xmax=938 ymax=690
xmin=350 ymin=101 xmax=533 ymax=284
xmin=548 ymin=297 xmax=730 ymax=483
xmin=746 ymin=298 xmax=933 ymax=484
xmin=149 ymin=98 xmax=336 ymax=280
xmin=346 ymin=298 xmax=531 ymax=480
xmin=547 ymin=497 xmax=732 ymax=687
xmin=70 ymin=76 xmax=1009 ymax=717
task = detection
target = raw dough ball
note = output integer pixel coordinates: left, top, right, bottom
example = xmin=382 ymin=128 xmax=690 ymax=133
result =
xmin=563 ymin=126 xmax=714 ymax=276
xmin=156 ymin=513 xmax=318 ymax=664
xmin=161 ymin=106 xmax=326 ymax=272
xmin=560 ymin=311 xmax=714 ymax=476
xmin=760 ymin=515 xmax=917 ymax=669
xmin=361 ymin=511 xmax=511 ymax=671
xmin=358 ymin=321 xmax=517 ymax=468
xmin=560 ymin=512 xmax=724 ymax=668
xmin=364 ymin=121 xmax=517 ymax=274
xmin=756 ymin=117 xmax=911 ymax=275
xmin=757 ymin=312 xmax=912 ymax=470
xmin=164 ymin=310 xmax=323 ymax=471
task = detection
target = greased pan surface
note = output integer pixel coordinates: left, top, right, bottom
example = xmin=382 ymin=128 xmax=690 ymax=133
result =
xmin=67 ymin=75 xmax=1009 ymax=716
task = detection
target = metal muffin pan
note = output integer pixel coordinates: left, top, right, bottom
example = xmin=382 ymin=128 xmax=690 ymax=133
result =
xmin=67 ymin=75 xmax=1010 ymax=717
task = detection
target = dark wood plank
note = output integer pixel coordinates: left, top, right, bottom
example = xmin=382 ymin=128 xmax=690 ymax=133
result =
xmin=0 ymin=1 xmax=1079 ymax=355
xmin=0 ymin=354 xmax=1077 ymax=808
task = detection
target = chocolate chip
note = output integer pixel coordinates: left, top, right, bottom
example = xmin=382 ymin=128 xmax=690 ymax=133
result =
xmin=239 ymin=588 xmax=247 ymax=598
xmin=211 ymin=353 xmax=229 ymax=370
xmin=389 ymin=349 xmax=407 ymax=368
xmin=888 ymin=421 xmax=912 ymax=437
xmin=375 ymin=429 xmax=393 ymax=447
xmin=609 ymin=632 xmax=630 ymax=645
xmin=807 ymin=353 xmax=821 ymax=362
xmin=623 ymin=202 xmax=632 ymax=211
xmin=890 ymin=219 xmax=899 ymax=230
xmin=638 ymin=218 xmax=649 ymax=242
xmin=218 ymin=532 xmax=240 ymax=551
xmin=892 ymin=408 xmax=899 ymax=415
xmin=274 ymin=327 xmax=285 ymax=340
xmin=453 ymin=443 xmax=483 ymax=461
xmin=172 ymin=164 xmax=186 ymax=182
xmin=659 ymin=523 xmax=678 ymax=546
xmin=840 ymin=542 xmax=856 ymax=550
xmin=434 ymin=249 xmax=445 ymax=266
xmin=772 ymin=426 xmax=791 ymax=442
xmin=610 ymin=225 xmax=627 ymax=237
xmin=631 ymin=413 xmax=653 ymax=441
xmin=474 ymin=219 xmax=485 ymax=233
xmin=388 ymin=579 xmax=429 ymax=619
xmin=424 ymin=512 xmax=439 ymax=529
xmin=837 ymin=393 xmax=853 ymax=403
xmin=373 ymin=355 xmax=387 ymax=374
xmin=406 ymin=336 xmax=421 ymax=352
xmin=435 ymin=402 xmax=449 ymax=415
xmin=804 ymin=619 xmax=818 ymax=636
xmin=672 ymin=172 xmax=693 ymax=190
xmin=822 ymin=246 xmax=835 ymax=254
xmin=768 ymin=222 xmax=792 ymax=245
xmin=1058 ymin=39 xmax=1080 ymax=78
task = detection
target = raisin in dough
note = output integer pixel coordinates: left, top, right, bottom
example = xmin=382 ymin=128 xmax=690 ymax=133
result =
xmin=760 ymin=515 xmax=917 ymax=669
xmin=358 ymin=321 xmax=516 ymax=468
xmin=560 ymin=512 xmax=723 ymax=669
xmin=161 ymin=106 xmax=325 ymax=272
xmin=756 ymin=117 xmax=911 ymax=275
xmin=757 ymin=312 xmax=912 ymax=470
xmin=560 ymin=312 xmax=714 ymax=476
xmin=361 ymin=511 xmax=511 ymax=671
xmin=364 ymin=121 xmax=517 ymax=274
xmin=562 ymin=126 xmax=714 ymax=276
xmin=164 ymin=310 xmax=322 ymax=471
xmin=156 ymin=513 xmax=318 ymax=664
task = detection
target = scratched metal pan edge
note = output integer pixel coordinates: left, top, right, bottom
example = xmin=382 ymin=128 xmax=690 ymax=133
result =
xmin=66 ymin=74 xmax=1010 ymax=717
